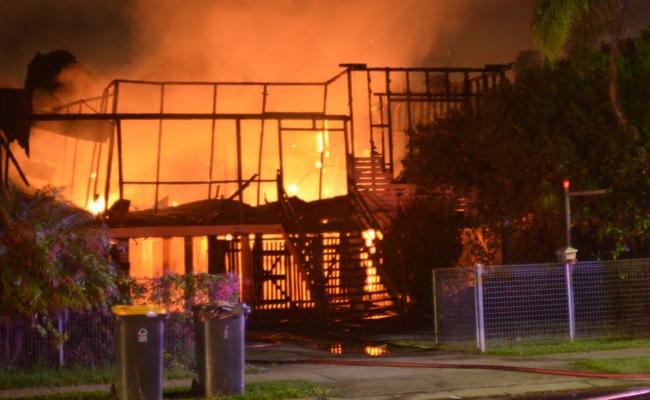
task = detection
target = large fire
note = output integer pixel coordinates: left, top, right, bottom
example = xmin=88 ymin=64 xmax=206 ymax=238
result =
xmin=13 ymin=77 xmax=352 ymax=213
xmin=5 ymin=59 xmax=508 ymax=316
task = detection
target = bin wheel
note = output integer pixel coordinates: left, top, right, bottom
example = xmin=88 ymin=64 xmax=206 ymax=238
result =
xmin=191 ymin=378 xmax=200 ymax=395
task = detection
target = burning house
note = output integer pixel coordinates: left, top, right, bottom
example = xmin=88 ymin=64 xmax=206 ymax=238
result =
xmin=0 ymin=62 xmax=509 ymax=322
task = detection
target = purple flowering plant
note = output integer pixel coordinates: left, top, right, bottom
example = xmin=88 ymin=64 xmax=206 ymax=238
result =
xmin=122 ymin=272 xmax=241 ymax=310
xmin=0 ymin=186 xmax=116 ymax=340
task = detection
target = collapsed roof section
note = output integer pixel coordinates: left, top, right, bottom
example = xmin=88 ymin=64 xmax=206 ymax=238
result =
xmin=107 ymin=194 xmax=361 ymax=233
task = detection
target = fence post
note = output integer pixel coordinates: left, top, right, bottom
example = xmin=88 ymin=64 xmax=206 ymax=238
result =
xmin=474 ymin=264 xmax=486 ymax=352
xmin=57 ymin=311 xmax=64 ymax=367
xmin=432 ymin=269 xmax=439 ymax=345
xmin=565 ymin=263 xmax=576 ymax=342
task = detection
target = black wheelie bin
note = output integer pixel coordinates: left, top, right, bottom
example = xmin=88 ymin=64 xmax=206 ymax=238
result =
xmin=193 ymin=302 xmax=250 ymax=397
xmin=112 ymin=305 xmax=167 ymax=400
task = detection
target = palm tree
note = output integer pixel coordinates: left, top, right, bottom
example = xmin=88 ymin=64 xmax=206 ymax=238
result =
xmin=532 ymin=0 xmax=631 ymax=129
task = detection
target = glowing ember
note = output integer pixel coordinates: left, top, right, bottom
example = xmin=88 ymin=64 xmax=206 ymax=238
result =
xmin=87 ymin=195 xmax=105 ymax=216
xmin=287 ymin=184 xmax=299 ymax=195
xmin=362 ymin=229 xmax=376 ymax=247
xmin=364 ymin=345 xmax=388 ymax=356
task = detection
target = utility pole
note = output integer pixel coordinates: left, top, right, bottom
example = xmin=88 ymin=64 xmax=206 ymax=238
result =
xmin=557 ymin=179 xmax=607 ymax=342
xmin=563 ymin=179 xmax=571 ymax=248
xmin=556 ymin=179 xmax=608 ymax=264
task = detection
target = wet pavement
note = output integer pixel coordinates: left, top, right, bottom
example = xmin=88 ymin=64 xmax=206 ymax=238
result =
xmin=3 ymin=328 xmax=650 ymax=399
xmin=243 ymin=330 xmax=650 ymax=400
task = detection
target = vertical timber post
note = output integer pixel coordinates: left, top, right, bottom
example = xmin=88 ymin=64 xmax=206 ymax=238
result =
xmin=565 ymin=262 xmax=576 ymax=342
xmin=319 ymin=85 xmax=328 ymax=200
xmin=366 ymin=70 xmax=375 ymax=154
xmin=405 ymin=71 xmax=413 ymax=159
xmin=162 ymin=238 xmax=172 ymax=275
xmin=91 ymin=139 xmax=103 ymax=206
xmin=378 ymin=94 xmax=386 ymax=165
xmin=3 ymin=141 xmax=8 ymax=188
xmin=240 ymin=235 xmax=253 ymax=304
xmin=154 ymin=84 xmax=165 ymax=212
xmin=104 ymin=86 xmax=115 ymax=212
xmin=463 ymin=72 xmax=471 ymax=110
xmin=256 ymin=84 xmax=268 ymax=205
xmin=236 ymin=119 xmax=243 ymax=206
xmin=114 ymin=85 xmax=124 ymax=200
xmin=277 ymin=119 xmax=283 ymax=182
xmin=208 ymin=84 xmax=218 ymax=199
xmin=0 ymin=136 xmax=4 ymax=188
xmin=474 ymin=264 xmax=486 ymax=352
xmin=385 ymin=69 xmax=394 ymax=177
xmin=432 ymin=269 xmax=439 ymax=345
xmin=184 ymin=237 xmax=194 ymax=309
xmin=345 ymin=66 xmax=356 ymax=158
xmin=184 ymin=238 xmax=194 ymax=275
xmin=84 ymin=143 xmax=98 ymax=208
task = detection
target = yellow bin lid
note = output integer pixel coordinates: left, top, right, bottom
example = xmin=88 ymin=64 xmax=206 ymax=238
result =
xmin=112 ymin=305 xmax=167 ymax=316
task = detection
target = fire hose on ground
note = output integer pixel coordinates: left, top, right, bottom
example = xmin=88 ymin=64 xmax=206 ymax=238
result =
xmin=248 ymin=357 xmax=650 ymax=399
xmin=245 ymin=340 xmax=650 ymax=398
xmin=253 ymin=357 xmax=650 ymax=380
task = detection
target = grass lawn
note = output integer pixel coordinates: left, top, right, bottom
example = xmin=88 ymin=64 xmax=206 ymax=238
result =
xmin=0 ymin=365 xmax=192 ymax=390
xmin=0 ymin=380 xmax=334 ymax=400
xmin=484 ymin=338 xmax=650 ymax=356
xmin=0 ymin=364 xmax=271 ymax=390
xmin=572 ymin=357 xmax=650 ymax=374
xmin=385 ymin=339 xmax=438 ymax=350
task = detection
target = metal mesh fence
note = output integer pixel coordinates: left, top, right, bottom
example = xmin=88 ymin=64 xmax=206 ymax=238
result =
xmin=0 ymin=311 xmax=197 ymax=369
xmin=482 ymin=263 xmax=569 ymax=345
xmin=0 ymin=274 xmax=244 ymax=369
xmin=433 ymin=267 xmax=477 ymax=345
xmin=433 ymin=258 xmax=650 ymax=350
xmin=574 ymin=259 xmax=650 ymax=338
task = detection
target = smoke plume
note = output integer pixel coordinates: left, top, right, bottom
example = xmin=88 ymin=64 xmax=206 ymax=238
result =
xmin=1 ymin=0 xmax=543 ymax=87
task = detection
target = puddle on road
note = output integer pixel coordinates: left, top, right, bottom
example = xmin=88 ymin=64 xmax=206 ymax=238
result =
xmin=266 ymin=334 xmax=434 ymax=356
xmin=249 ymin=328 xmax=438 ymax=357
xmin=327 ymin=342 xmax=389 ymax=356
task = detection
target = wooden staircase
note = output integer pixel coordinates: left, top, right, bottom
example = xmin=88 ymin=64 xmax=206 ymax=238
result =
xmin=352 ymin=154 xmax=413 ymax=230
xmin=275 ymin=170 xmax=399 ymax=322
xmin=322 ymin=232 xmax=398 ymax=320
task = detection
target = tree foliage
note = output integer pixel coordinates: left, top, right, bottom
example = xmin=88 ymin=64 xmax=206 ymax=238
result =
xmin=532 ymin=0 xmax=631 ymax=128
xmin=381 ymin=196 xmax=462 ymax=315
xmin=532 ymin=0 xmax=594 ymax=60
xmin=0 ymin=186 xmax=116 ymax=333
xmin=404 ymin=34 xmax=650 ymax=262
